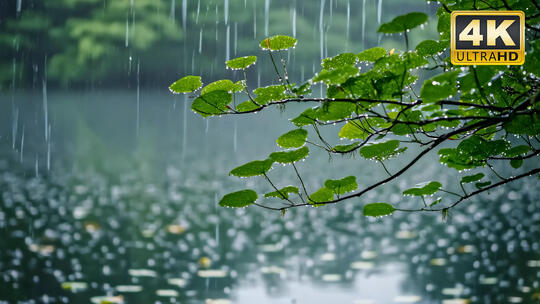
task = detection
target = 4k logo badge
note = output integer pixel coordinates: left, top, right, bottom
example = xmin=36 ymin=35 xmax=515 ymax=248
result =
xmin=451 ymin=11 xmax=525 ymax=65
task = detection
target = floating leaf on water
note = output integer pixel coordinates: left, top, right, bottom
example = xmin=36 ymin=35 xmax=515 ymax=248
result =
xmin=430 ymin=258 xmax=446 ymax=266
xmin=441 ymin=300 xmax=470 ymax=304
xmin=156 ymin=289 xmax=179 ymax=297
xmin=361 ymin=250 xmax=377 ymax=259
xmin=198 ymin=257 xmax=212 ymax=268
xmin=128 ymin=269 xmax=157 ymax=277
xmin=225 ymin=55 xmax=257 ymax=70
xmin=260 ymin=243 xmax=283 ymax=252
xmin=206 ymin=299 xmax=232 ymax=304
xmin=28 ymin=244 xmax=55 ymax=256
xmin=320 ymin=252 xmax=336 ymax=261
xmin=393 ymin=295 xmax=422 ymax=303
xmin=90 ymin=296 xmax=124 ymax=304
xmin=167 ymin=278 xmax=187 ymax=288
xmin=197 ymin=269 xmax=228 ymax=278
xmin=115 ymin=285 xmax=143 ymax=293
xmin=479 ymin=277 xmax=498 ymax=285
xmin=259 ymin=35 xmax=297 ymax=51
xmin=395 ymin=230 xmax=417 ymax=239
xmin=167 ymin=224 xmax=187 ymax=234
xmin=169 ymin=75 xmax=202 ymax=94
xmin=350 ymin=261 xmax=375 ymax=270
xmin=219 ymin=190 xmax=258 ymax=208
xmin=276 ymin=128 xmax=308 ymax=149
xmin=61 ymin=282 xmax=88 ymax=292
xmin=260 ymin=266 xmax=286 ymax=274
xmin=321 ymin=274 xmax=342 ymax=282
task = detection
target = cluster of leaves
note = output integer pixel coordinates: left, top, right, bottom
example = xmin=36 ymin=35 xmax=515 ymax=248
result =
xmin=170 ymin=1 xmax=540 ymax=218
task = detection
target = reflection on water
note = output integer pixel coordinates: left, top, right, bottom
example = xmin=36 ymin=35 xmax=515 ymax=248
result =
xmin=0 ymin=92 xmax=539 ymax=304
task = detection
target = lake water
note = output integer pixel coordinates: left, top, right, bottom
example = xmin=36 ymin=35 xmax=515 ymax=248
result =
xmin=1 ymin=91 xmax=539 ymax=304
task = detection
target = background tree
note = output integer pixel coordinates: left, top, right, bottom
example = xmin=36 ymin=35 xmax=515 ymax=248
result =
xmin=170 ymin=0 xmax=540 ymax=218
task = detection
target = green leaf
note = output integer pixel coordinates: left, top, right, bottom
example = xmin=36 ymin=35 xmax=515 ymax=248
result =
xmin=260 ymin=35 xmax=297 ymax=51
xmin=201 ymin=79 xmax=243 ymax=95
xmin=264 ymin=186 xmax=299 ymax=200
xmin=460 ymin=173 xmax=485 ymax=184
xmin=403 ymin=181 xmax=442 ymax=196
xmin=312 ymin=65 xmax=359 ymax=85
xmin=359 ymin=140 xmax=406 ymax=160
xmin=420 ymin=70 xmax=460 ymax=103
xmin=276 ymin=129 xmax=308 ymax=149
xmin=332 ymin=142 xmax=360 ymax=153
xmin=309 ymin=187 xmax=334 ymax=204
xmin=322 ymin=53 xmax=358 ymax=69
xmin=219 ymin=190 xmax=257 ymax=208
xmin=226 ymin=55 xmax=257 ymax=70
xmin=191 ymin=90 xmax=232 ymax=117
xmin=236 ymin=101 xmax=260 ymax=112
xmin=415 ymin=40 xmax=446 ymax=57
xmin=338 ymin=121 xmax=370 ymax=140
xmin=503 ymin=114 xmax=540 ymax=136
xmin=377 ymin=12 xmax=428 ymax=33
xmin=357 ymin=47 xmax=387 ymax=62
xmin=457 ymin=136 xmax=509 ymax=160
xmin=169 ymin=75 xmax=202 ymax=93
xmin=324 ymin=176 xmax=358 ymax=195
xmin=504 ymin=145 xmax=530 ymax=157
xmin=475 ymin=181 xmax=491 ymax=189
xmin=269 ymin=146 xmax=309 ymax=164
xmin=510 ymin=159 xmax=523 ymax=169
xmin=291 ymin=108 xmax=317 ymax=126
xmin=253 ymin=85 xmax=287 ymax=104
xmin=363 ymin=203 xmax=395 ymax=217
xmin=229 ymin=159 xmax=273 ymax=177
xmin=314 ymin=102 xmax=356 ymax=121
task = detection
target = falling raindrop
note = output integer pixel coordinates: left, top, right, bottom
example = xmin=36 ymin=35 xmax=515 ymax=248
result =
xmin=125 ymin=15 xmax=129 ymax=47
xmin=346 ymin=0 xmax=350 ymax=40
xmin=170 ymin=0 xmax=175 ymax=21
xmin=291 ymin=6 xmax=297 ymax=37
xmin=198 ymin=29 xmax=203 ymax=53
xmin=233 ymin=120 xmax=237 ymax=152
xmin=20 ymin=125 xmax=25 ymax=163
xmin=136 ymin=59 xmax=140 ymax=137
xmin=224 ymin=0 xmax=229 ymax=25
xmin=234 ymin=22 xmax=238 ymax=55
xmin=264 ymin=0 xmax=270 ymax=36
xmin=182 ymin=0 xmax=187 ymax=29
xmin=196 ymin=0 xmax=200 ymax=24
xmin=319 ymin=0 xmax=326 ymax=61
xmin=16 ymin=0 xmax=22 ymax=16
xmin=362 ymin=0 xmax=366 ymax=48
xmin=226 ymin=25 xmax=230 ymax=62
xmin=42 ymin=78 xmax=48 ymax=141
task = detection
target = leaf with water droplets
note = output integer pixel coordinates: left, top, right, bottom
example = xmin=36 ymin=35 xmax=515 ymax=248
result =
xmin=201 ymin=79 xmax=243 ymax=95
xmin=229 ymin=159 xmax=274 ymax=177
xmin=475 ymin=181 xmax=491 ymax=189
xmin=359 ymin=140 xmax=406 ymax=160
xmin=324 ymin=176 xmax=358 ymax=195
xmin=415 ymin=40 xmax=446 ymax=57
xmin=510 ymin=159 xmax=523 ymax=169
xmin=219 ymin=190 xmax=258 ymax=208
xmin=460 ymin=173 xmax=485 ymax=184
xmin=357 ymin=47 xmax=387 ymax=62
xmin=403 ymin=181 xmax=442 ymax=196
xmin=265 ymin=186 xmax=299 ymax=200
xmin=312 ymin=66 xmax=359 ymax=85
xmin=269 ymin=146 xmax=309 ymax=164
xmin=276 ymin=129 xmax=308 ymax=149
xmin=420 ymin=70 xmax=460 ymax=103
xmin=253 ymin=85 xmax=287 ymax=105
xmin=339 ymin=121 xmax=370 ymax=140
xmin=322 ymin=53 xmax=358 ymax=69
xmin=309 ymin=187 xmax=334 ymax=204
xmin=169 ymin=75 xmax=202 ymax=93
xmin=332 ymin=142 xmax=360 ymax=153
xmin=226 ymin=55 xmax=257 ymax=70
xmin=363 ymin=203 xmax=395 ymax=217
xmin=191 ymin=90 xmax=232 ymax=117
xmin=291 ymin=108 xmax=317 ymax=127
xmin=504 ymin=145 xmax=530 ymax=157
xmin=503 ymin=114 xmax=540 ymax=136
xmin=259 ymin=35 xmax=297 ymax=51
xmin=377 ymin=12 xmax=428 ymax=34
xmin=236 ymin=101 xmax=260 ymax=112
